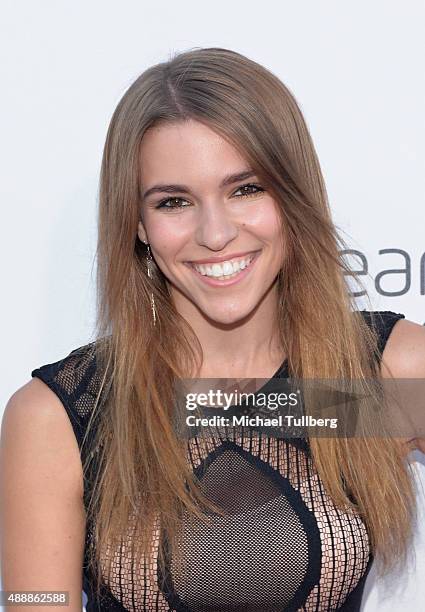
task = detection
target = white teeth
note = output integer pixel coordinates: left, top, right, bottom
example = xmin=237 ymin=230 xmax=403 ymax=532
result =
xmin=192 ymin=254 xmax=255 ymax=278
xmin=211 ymin=263 xmax=223 ymax=277
xmin=222 ymin=262 xmax=234 ymax=275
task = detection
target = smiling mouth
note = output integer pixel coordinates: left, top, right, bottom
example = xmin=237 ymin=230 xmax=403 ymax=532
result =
xmin=185 ymin=251 xmax=260 ymax=282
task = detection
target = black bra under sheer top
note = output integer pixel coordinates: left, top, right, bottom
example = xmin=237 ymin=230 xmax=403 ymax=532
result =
xmin=31 ymin=310 xmax=405 ymax=611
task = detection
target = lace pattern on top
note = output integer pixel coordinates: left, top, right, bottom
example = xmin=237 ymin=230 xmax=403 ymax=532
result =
xmin=30 ymin=310 xmax=406 ymax=611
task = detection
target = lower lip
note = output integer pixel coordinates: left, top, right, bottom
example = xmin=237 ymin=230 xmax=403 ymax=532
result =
xmin=185 ymin=252 xmax=261 ymax=287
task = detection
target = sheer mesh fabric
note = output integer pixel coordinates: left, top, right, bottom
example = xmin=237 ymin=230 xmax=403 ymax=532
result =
xmin=30 ymin=310 xmax=405 ymax=611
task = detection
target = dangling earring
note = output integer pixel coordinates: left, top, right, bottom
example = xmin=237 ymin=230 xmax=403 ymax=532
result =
xmin=144 ymin=241 xmax=157 ymax=326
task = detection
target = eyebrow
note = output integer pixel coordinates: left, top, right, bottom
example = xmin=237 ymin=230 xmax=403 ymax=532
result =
xmin=141 ymin=168 xmax=257 ymax=200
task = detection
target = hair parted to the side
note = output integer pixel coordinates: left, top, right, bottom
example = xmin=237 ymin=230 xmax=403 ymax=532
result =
xmin=81 ymin=46 xmax=417 ymax=595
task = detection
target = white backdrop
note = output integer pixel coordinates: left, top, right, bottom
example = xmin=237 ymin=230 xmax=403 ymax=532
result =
xmin=1 ymin=1 xmax=424 ymax=610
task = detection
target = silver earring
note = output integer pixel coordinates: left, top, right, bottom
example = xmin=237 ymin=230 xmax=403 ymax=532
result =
xmin=144 ymin=242 xmax=157 ymax=326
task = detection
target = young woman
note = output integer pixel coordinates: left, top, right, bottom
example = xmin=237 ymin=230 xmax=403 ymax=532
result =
xmin=2 ymin=47 xmax=425 ymax=612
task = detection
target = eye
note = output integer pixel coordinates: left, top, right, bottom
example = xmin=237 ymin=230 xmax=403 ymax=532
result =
xmin=154 ymin=183 xmax=265 ymax=211
xmin=233 ymin=183 xmax=265 ymax=198
xmin=155 ymin=197 xmax=190 ymax=211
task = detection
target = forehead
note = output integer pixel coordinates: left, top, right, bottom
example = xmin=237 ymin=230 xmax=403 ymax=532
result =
xmin=139 ymin=120 xmax=249 ymax=185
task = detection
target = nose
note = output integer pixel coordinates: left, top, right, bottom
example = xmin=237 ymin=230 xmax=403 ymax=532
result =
xmin=194 ymin=200 xmax=239 ymax=251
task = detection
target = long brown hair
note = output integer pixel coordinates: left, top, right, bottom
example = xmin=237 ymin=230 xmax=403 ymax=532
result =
xmin=82 ymin=47 xmax=417 ymax=594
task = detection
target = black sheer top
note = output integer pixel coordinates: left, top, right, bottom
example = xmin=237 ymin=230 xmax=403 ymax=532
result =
xmin=31 ymin=310 xmax=405 ymax=611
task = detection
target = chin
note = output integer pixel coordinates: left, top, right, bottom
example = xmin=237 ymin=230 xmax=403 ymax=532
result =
xmin=202 ymin=304 xmax=254 ymax=326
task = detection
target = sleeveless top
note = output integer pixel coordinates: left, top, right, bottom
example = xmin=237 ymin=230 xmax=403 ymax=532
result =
xmin=30 ymin=310 xmax=405 ymax=612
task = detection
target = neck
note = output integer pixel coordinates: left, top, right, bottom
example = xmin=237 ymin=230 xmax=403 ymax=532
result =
xmin=172 ymin=283 xmax=285 ymax=378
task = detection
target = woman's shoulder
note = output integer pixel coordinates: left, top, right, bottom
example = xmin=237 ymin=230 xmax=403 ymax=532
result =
xmin=355 ymin=309 xmax=406 ymax=351
xmin=1 ymin=360 xmax=87 ymax=585
xmin=359 ymin=310 xmax=425 ymax=455
xmin=357 ymin=309 xmax=425 ymax=376
xmin=1 ymin=343 xmax=101 ymax=504
xmin=28 ymin=340 xmax=107 ymax=449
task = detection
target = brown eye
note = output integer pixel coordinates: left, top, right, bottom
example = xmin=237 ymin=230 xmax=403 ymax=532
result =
xmin=155 ymin=197 xmax=191 ymax=210
xmin=234 ymin=183 xmax=265 ymax=198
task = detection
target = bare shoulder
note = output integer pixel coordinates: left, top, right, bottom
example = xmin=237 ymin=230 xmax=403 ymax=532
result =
xmin=1 ymin=378 xmax=84 ymax=498
xmin=0 ymin=379 xmax=86 ymax=608
xmin=381 ymin=318 xmax=425 ymax=378
xmin=380 ymin=318 xmax=425 ymax=455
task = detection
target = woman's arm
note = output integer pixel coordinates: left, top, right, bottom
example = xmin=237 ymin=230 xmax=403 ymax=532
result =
xmin=0 ymin=379 xmax=86 ymax=611
xmin=380 ymin=318 xmax=425 ymax=455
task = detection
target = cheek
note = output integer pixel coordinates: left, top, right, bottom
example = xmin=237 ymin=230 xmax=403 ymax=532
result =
xmin=146 ymin=217 xmax=191 ymax=257
xmin=251 ymin=204 xmax=286 ymax=265
xmin=243 ymin=202 xmax=283 ymax=243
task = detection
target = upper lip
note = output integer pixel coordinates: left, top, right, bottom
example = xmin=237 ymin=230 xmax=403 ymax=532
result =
xmin=187 ymin=250 xmax=260 ymax=265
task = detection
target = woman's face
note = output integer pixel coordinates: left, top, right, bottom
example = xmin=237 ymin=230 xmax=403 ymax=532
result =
xmin=138 ymin=119 xmax=285 ymax=325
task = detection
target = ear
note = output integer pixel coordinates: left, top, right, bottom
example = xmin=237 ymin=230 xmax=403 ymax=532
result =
xmin=137 ymin=220 xmax=147 ymax=244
